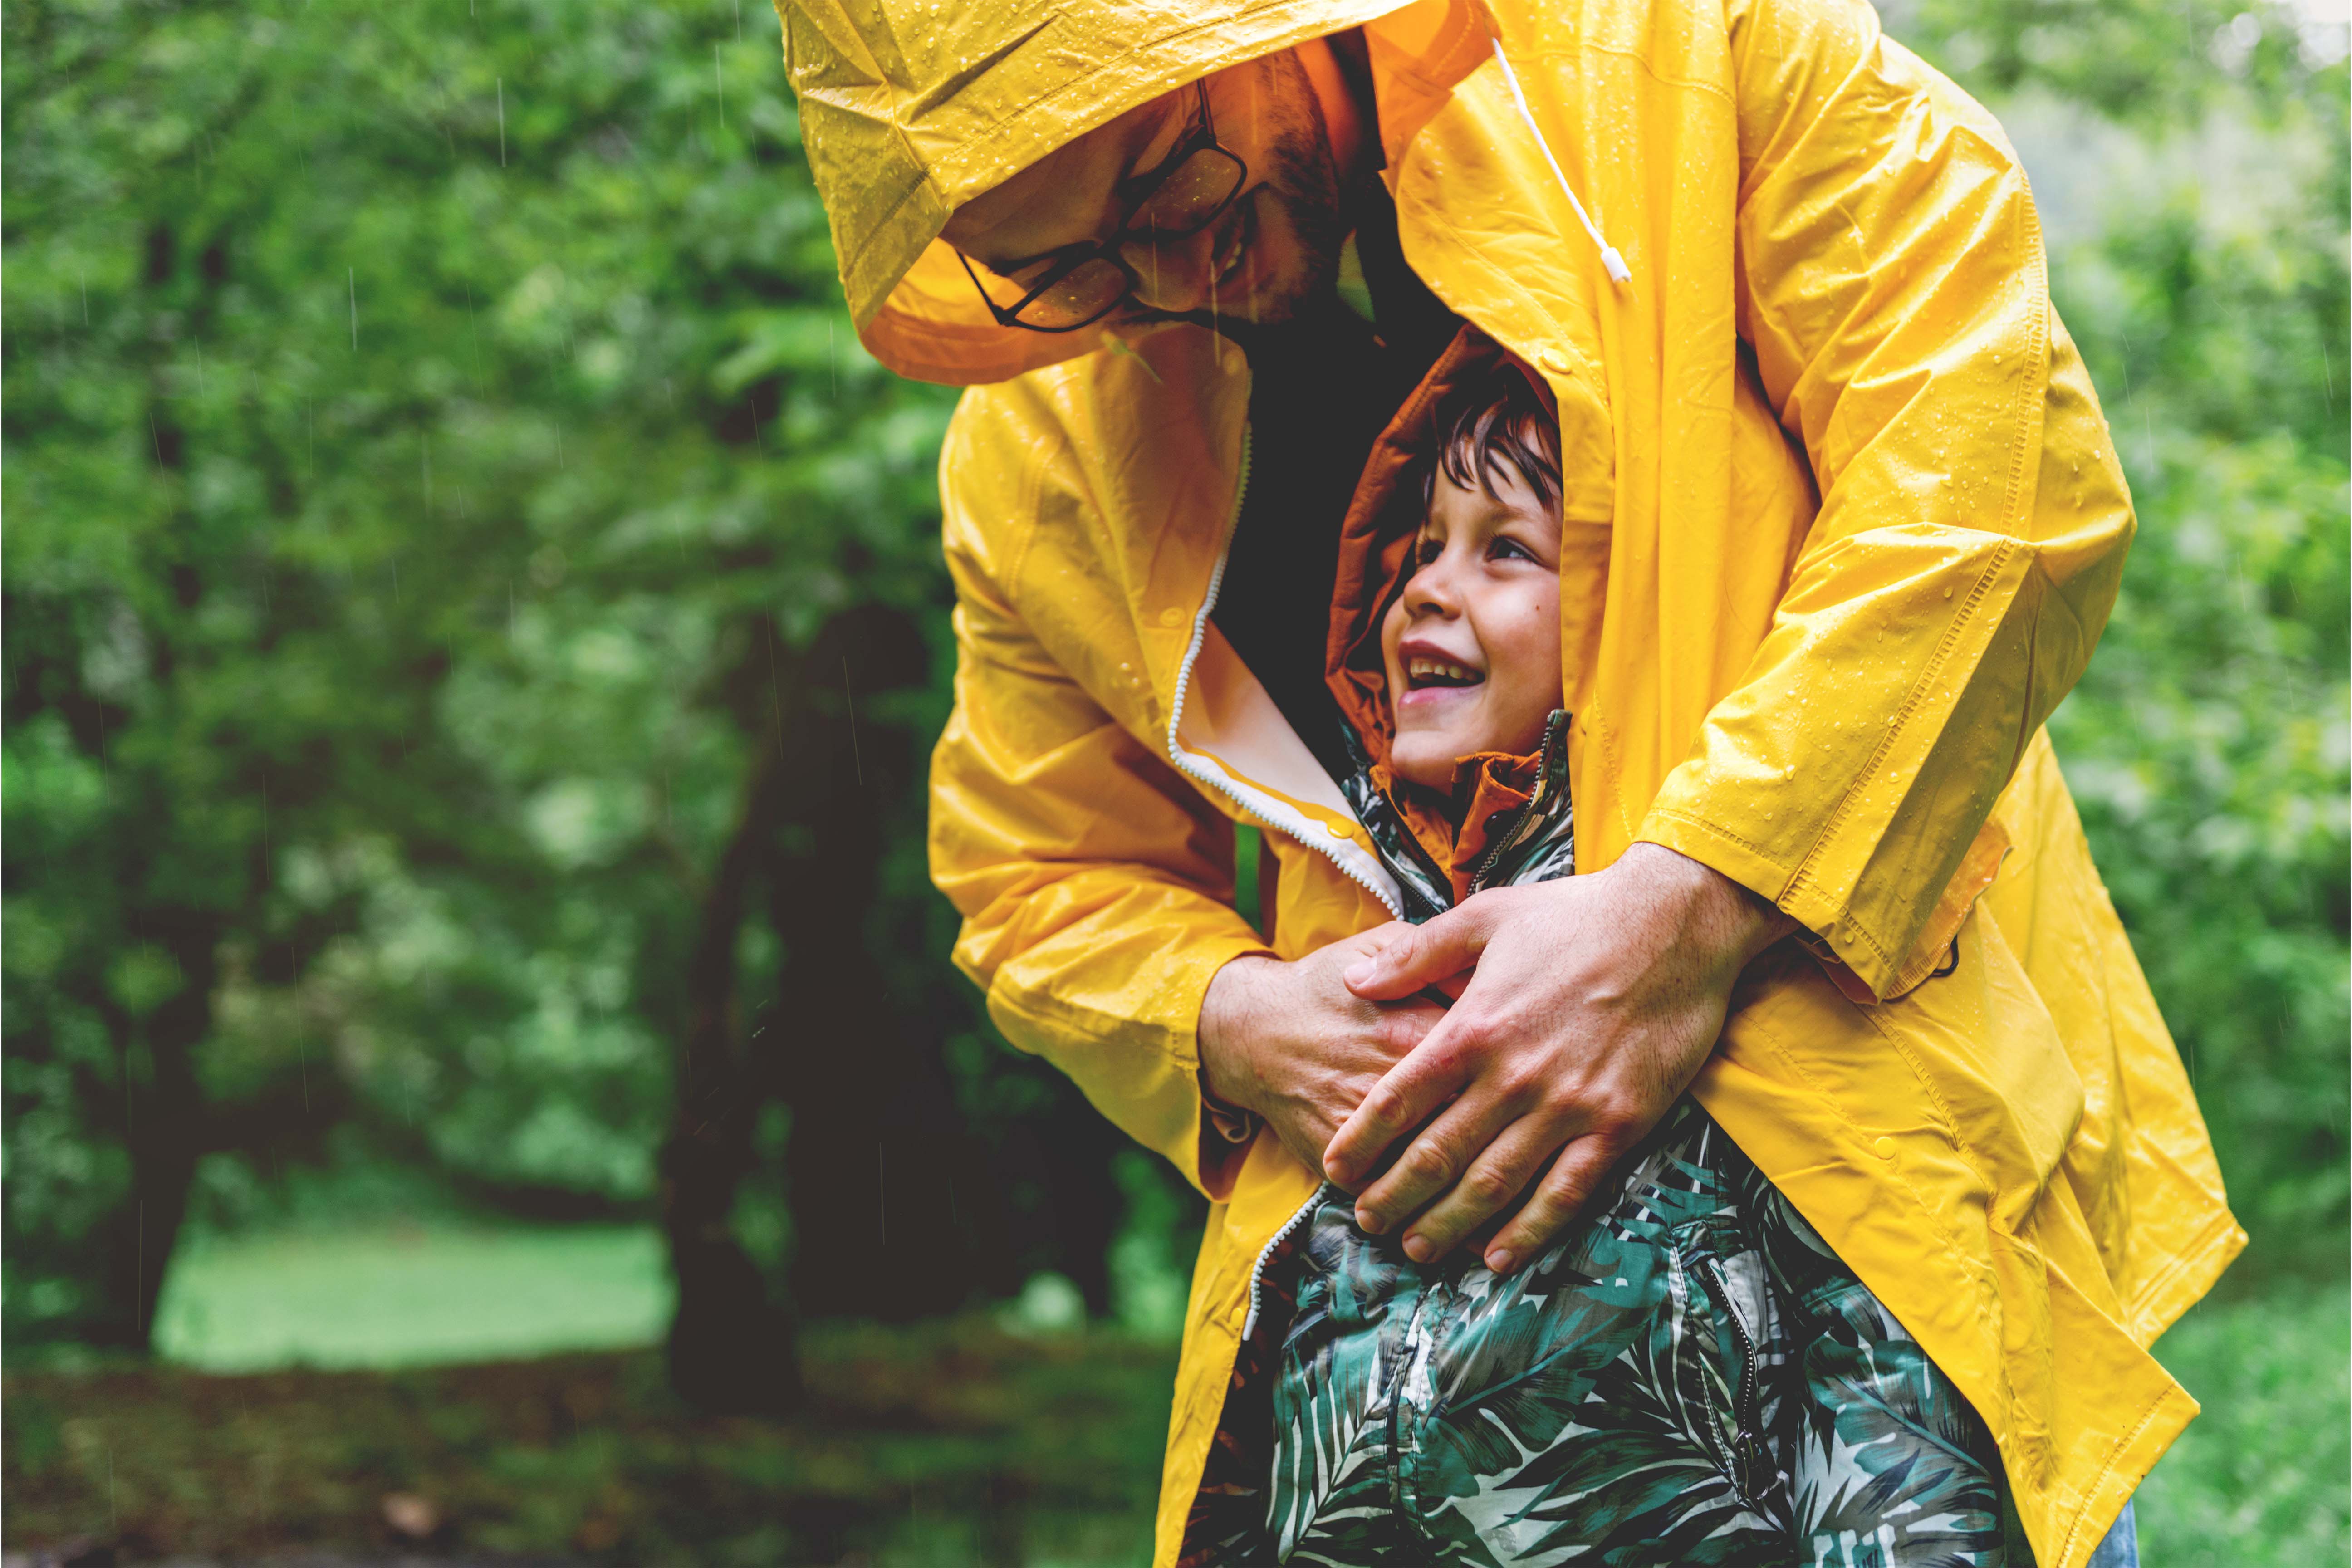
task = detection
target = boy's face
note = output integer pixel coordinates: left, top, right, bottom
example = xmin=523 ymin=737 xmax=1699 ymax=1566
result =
xmin=1380 ymin=464 xmax=1563 ymax=790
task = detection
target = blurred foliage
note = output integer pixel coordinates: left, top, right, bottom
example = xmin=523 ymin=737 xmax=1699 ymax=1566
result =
xmin=2135 ymin=1275 xmax=2351 ymax=1564
xmin=1 ymin=0 xmax=1004 ymax=1350
xmin=2 ymin=0 xmax=2344 ymax=1368
xmin=1895 ymin=0 xmax=2352 ymax=1259
xmin=1889 ymin=0 xmax=2345 ymax=119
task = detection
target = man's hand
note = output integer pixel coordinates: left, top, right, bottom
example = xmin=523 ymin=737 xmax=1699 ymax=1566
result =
xmin=1322 ymin=843 xmax=1795 ymax=1275
xmin=1198 ymin=925 xmax=1448 ymax=1179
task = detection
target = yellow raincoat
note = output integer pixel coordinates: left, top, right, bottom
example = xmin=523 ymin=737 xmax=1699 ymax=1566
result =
xmin=779 ymin=0 xmax=2244 ymax=1563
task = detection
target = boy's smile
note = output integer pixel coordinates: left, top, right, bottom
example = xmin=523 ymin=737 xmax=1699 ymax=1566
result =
xmin=1380 ymin=462 xmax=1563 ymax=791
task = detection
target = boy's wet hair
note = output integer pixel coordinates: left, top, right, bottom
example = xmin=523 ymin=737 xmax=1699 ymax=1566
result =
xmin=1422 ymin=363 xmax=1563 ymax=514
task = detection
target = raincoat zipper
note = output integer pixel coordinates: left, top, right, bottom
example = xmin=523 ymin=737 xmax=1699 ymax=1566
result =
xmin=1161 ymin=422 xmax=1401 ymax=1348
xmin=1240 ymin=1184 xmax=1329 ymax=1341
xmin=1163 ymin=424 xmax=1403 ymax=919
xmin=1466 ymin=710 xmax=1571 ymax=895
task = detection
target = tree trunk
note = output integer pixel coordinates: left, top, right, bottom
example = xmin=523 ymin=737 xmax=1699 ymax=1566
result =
xmin=98 ymin=908 xmax=219 ymax=1353
xmin=762 ymin=604 xmax=992 ymax=1322
xmin=659 ymin=646 xmax=799 ymax=1413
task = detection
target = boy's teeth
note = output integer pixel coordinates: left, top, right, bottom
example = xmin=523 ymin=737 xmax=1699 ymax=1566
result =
xmin=1407 ymin=657 xmax=1480 ymax=686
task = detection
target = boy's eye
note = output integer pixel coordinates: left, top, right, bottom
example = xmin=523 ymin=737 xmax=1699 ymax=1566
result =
xmin=1490 ymin=537 xmax=1537 ymax=564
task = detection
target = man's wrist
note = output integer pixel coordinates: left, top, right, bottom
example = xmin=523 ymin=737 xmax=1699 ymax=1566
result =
xmin=1623 ymin=841 xmax=1796 ymax=968
xmin=1198 ymin=952 xmax=1278 ymax=1117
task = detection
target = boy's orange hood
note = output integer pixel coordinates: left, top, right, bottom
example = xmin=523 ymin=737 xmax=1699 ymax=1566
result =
xmin=1325 ymin=324 xmax=1557 ymax=762
xmin=1325 ymin=326 xmax=1563 ymax=900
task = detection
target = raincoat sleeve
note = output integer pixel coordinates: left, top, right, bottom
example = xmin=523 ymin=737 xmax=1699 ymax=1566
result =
xmin=927 ymin=401 xmax=1274 ymax=1198
xmin=1637 ymin=0 xmax=2134 ymax=999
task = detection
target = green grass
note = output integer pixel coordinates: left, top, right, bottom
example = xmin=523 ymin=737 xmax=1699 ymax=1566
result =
xmin=2136 ymin=1275 xmax=2350 ymax=1567
xmin=4 ymin=1321 xmax=1173 ymax=1564
xmin=21 ymin=1225 xmax=2342 ymax=1564
xmin=152 ymin=1223 xmax=672 ymax=1372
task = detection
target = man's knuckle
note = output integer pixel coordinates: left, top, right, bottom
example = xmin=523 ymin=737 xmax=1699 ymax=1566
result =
xmin=1498 ymin=1062 xmax=1548 ymax=1104
xmin=1585 ymin=1086 xmax=1642 ymax=1131
xmin=1463 ymin=1163 xmax=1518 ymax=1205
xmin=1543 ymin=1156 xmax=1594 ymax=1201
xmin=1403 ymin=1141 xmax=1455 ymax=1185
xmin=1504 ymin=1213 xmax=1556 ymax=1252
xmin=1449 ymin=1014 xmax=1502 ymax=1054
xmin=1385 ymin=1013 xmax=1435 ymax=1051
xmin=1460 ymin=886 xmax=1514 ymax=919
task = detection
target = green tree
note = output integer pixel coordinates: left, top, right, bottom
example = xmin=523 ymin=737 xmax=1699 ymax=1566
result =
xmin=1893 ymin=0 xmax=2351 ymax=1261
xmin=2 ymin=0 xmax=976 ymax=1353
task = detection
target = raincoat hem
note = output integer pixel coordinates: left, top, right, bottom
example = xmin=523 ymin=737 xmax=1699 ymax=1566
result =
xmin=2050 ymin=1377 xmax=2198 ymax=1568
xmin=2125 ymin=1212 xmax=2246 ymax=1348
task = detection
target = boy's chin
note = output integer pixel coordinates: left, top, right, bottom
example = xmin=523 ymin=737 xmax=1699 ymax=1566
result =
xmin=1387 ymin=742 xmax=1463 ymax=793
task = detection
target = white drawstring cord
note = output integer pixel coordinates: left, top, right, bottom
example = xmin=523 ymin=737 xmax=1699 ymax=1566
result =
xmin=1490 ymin=39 xmax=1631 ymax=285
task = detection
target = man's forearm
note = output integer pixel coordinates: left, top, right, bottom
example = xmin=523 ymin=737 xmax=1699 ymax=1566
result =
xmin=1615 ymin=841 xmax=1798 ymax=976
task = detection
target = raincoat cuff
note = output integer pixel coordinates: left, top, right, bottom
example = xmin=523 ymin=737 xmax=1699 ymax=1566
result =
xmin=1630 ymin=810 xmax=1894 ymax=989
xmin=1636 ymin=809 xmax=2015 ymax=1002
xmin=1186 ymin=941 xmax=1279 ymax=1200
xmin=1196 ymin=1081 xmax=1260 ymax=1202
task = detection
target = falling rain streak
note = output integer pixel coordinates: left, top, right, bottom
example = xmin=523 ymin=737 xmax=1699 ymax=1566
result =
xmin=843 ymin=657 xmax=863 ymax=782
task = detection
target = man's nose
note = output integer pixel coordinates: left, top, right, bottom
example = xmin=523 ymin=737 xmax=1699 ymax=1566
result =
xmin=1122 ymin=225 xmax=1219 ymax=314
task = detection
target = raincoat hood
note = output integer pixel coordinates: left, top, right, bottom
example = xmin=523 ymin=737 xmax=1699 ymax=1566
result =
xmin=776 ymin=0 xmax=1457 ymax=384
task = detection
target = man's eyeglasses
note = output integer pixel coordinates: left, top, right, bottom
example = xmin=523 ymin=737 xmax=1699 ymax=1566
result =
xmin=956 ymin=81 xmax=1248 ymax=334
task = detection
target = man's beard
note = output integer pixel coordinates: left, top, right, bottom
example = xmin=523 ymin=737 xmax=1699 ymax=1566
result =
xmin=1122 ymin=51 xmax=1349 ymax=338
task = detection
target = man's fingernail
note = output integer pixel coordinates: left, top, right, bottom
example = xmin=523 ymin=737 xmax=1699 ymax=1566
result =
xmin=1354 ymin=1206 xmax=1382 ymax=1233
xmin=1343 ymin=961 xmax=1373 ymax=988
xmin=1402 ymin=1235 xmax=1433 ymax=1263
xmin=1485 ymin=1248 xmax=1514 ymax=1274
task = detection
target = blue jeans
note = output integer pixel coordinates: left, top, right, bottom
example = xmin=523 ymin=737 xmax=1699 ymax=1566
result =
xmin=2087 ymin=1502 xmax=2140 ymax=1568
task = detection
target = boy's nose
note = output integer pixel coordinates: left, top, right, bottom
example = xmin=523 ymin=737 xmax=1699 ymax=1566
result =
xmin=1404 ymin=562 xmax=1465 ymax=616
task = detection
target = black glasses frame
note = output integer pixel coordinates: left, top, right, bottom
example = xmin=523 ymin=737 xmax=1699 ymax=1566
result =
xmin=956 ymin=81 xmax=1248 ymax=334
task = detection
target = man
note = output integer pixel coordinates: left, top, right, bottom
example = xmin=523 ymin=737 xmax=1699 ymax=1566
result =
xmin=776 ymin=1 xmax=2242 ymax=1563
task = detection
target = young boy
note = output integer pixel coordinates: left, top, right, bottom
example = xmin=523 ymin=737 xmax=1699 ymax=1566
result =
xmin=1227 ymin=331 xmax=2027 ymax=1566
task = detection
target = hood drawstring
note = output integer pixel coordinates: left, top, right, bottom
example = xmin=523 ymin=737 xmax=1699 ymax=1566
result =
xmin=1489 ymin=40 xmax=1632 ymax=286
